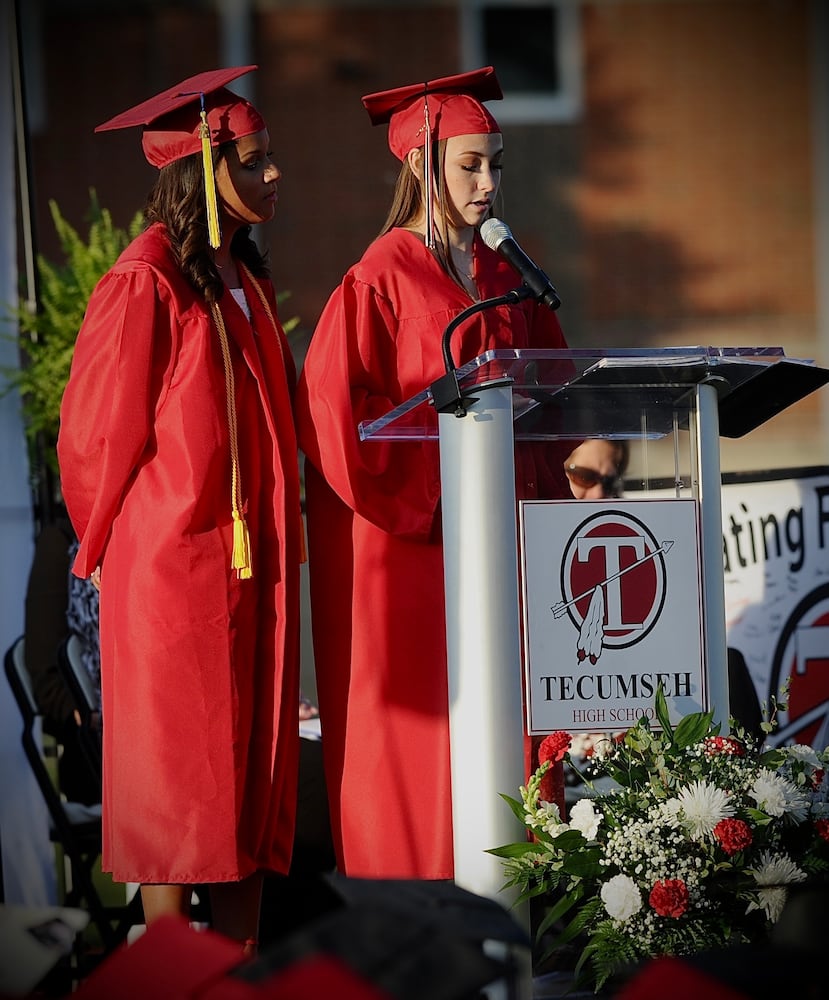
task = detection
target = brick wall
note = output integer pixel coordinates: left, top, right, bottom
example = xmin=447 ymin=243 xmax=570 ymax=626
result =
xmin=22 ymin=0 xmax=824 ymax=469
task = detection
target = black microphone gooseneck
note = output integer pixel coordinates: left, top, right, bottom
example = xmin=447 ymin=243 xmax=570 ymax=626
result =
xmin=480 ymin=218 xmax=561 ymax=311
xmin=431 ymin=288 xmax=533 ymax=416
xmin=430 ymin=220 xmax=562 ymax=416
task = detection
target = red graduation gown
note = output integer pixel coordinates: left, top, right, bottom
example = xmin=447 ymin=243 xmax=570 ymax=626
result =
xmin=58 ymin=224 xmax=301 ymax=883
xmin=295 ymin=228 xmax=569 ymax=879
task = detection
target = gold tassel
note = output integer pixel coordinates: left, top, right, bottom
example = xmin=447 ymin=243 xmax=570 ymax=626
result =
xmin=232 ymin=510 xmax=253 ymax=579
xmin=200 ymin=102 xmax=222 ymax=249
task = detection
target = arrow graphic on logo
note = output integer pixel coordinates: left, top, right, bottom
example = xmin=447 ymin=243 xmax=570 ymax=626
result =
xmin=551 ymin=539 xmax=674 ymax=619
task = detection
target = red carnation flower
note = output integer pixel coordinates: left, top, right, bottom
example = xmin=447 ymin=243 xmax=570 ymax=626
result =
xmin=713 ymin=818 xmax=753 ymax=856
xmin=538 ymin=731 xmax=571 ymax=765
xmin=649 ymin=879 xmax=689 ymax=918
xmin=816 ymin=818 xmax=829 ymax=844
xmin=813 ymin=769 xmax=825 ymax=790
xmin=703 ymin=736 xmax=745 ymax=757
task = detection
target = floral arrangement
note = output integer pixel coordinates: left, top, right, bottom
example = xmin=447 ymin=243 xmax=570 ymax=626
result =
xmin=490 ymin=689 xmax=829 ymax=993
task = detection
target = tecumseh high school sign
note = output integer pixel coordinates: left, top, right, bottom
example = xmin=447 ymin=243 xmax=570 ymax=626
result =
xmin=520 ymin=499 xmax=705 ymax=733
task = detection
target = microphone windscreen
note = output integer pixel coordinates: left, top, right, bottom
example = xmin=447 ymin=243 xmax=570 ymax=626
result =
xmin=480 ymin=217 xmax=511 ymax=251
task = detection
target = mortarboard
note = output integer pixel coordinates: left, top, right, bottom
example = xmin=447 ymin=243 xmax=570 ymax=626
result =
xmin=362 ymin=67 xmax=503 ymax=249
xmin=95 ymin=66 xmax=264 ymax=249
xmin=95 ymin=65 xmax=264 ymax=167
xmin=361 ymin=66 xmax=503 ymax=161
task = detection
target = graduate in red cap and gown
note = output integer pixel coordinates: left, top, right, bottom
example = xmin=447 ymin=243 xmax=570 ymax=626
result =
xmin=57 ymin=66 xmax=302 ymax=948
xmin=296 ymin=67 xmax=571 ymax=880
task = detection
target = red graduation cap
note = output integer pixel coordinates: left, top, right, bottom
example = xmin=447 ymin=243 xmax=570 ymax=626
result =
xmin=361 ymin=66 xmax=503 ymax=161
xmin=95 ymin=65 xmax=264 ymax=253
xmin=95 ymin=65 xmax=264 ymax=169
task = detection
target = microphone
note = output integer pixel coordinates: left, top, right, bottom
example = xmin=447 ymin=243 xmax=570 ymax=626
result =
xmin=480 ymin=218 xmax=561 ymax=310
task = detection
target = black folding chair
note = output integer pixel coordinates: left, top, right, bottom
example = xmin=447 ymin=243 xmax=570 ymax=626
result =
xmin=57 ymin=633 xmax=103 ymax=791
xmin=56 ymin=634 xmax=212 ymax=930
xmin=3 ymin=636 xmax=142 ymax=956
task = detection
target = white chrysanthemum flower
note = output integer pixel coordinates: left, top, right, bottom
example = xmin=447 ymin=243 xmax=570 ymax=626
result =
xmin=750 ymin=770 xmax=787 ymax=816
xmin=751 ymin=769 xmax=808 ymax=819
xmin=569 ymin=798 xmax=602 ymax=841
xmin=676 ymin=779 xmax=735 ymax=839
xmin=600 ymin=873 xmax=642 ymax=922
xmin=746 ymin=850 xmax=807 ymax=921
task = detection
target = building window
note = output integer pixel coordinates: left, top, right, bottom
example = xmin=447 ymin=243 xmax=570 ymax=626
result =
xmin=461 ymin=0 xmax=583 ymax=124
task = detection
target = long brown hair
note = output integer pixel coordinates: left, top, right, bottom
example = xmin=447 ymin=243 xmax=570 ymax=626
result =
xmin=379 ymin=139 xmax=502 ymax=289
xmin=144 ymin=144 xmax=269 ymax=304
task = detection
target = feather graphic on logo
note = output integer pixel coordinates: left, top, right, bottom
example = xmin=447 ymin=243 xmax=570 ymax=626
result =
xmin=577 ymin=586 xmax=605 ymax=664
xmin=553 ymin=541 xmax=674 ymax=663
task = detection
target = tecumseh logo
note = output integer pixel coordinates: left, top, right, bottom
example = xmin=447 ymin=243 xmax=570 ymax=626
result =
xmin=554 ymin=511 xmax=673 ymax=665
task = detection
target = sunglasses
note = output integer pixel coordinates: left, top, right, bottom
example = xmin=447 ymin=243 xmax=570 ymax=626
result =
xmin=564 ymin=463 xmax=622 ymax=495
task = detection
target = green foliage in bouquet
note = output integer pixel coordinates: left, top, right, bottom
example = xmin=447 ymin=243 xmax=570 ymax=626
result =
xmin=489 ymin=687 xmax=829 ymax=993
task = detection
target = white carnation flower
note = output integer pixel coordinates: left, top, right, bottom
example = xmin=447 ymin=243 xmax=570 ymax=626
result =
xmin=569 ymin=798 xmax=602 ymax=841
xmin=676 ymin=779 xmax=735 ymax=840
xmin=600 ymin=873 xmax=642 ymax=922
xmin=783 ymin=745 xmax=821 ymax=768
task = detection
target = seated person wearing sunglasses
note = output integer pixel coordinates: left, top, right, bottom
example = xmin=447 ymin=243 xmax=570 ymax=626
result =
xmin=564 ymin=439 xmax=629 ymax=500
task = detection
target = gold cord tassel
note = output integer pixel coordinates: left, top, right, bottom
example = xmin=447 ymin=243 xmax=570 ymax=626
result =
xmin=212 ymin=302 xmax=252 ymax=579
xmin=232 ymin=510 xmax=252 ymax=580
xmin=199 ymin=100 xmax=222 ymax=249
xmin=241 ymin=264 xmax=308 ymax=566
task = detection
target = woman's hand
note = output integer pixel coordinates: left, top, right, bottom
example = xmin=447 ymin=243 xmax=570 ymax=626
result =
xmin=90 ymin=566 xmax=102 ymax=591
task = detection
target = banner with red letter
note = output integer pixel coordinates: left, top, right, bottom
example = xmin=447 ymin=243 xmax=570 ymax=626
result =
xmin=722 ymin=466 xmax=829 ymax=749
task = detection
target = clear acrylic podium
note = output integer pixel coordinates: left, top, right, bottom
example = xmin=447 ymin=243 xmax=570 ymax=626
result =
xmin=358 ymin=346 xmax=829 ymax=907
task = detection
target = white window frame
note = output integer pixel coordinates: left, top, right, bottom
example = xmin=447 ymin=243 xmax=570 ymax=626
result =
xmin=460 ymin=0 xmax=583 ymax=124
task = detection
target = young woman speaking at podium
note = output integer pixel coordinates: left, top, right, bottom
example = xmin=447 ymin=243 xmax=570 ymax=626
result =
xmin=296 ymin=67 xmax=573 ymax=881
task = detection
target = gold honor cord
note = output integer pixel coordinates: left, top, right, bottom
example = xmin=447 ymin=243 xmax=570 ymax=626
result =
xmin=211 ymin=265 xmax=308 ymax=577
xmin=211 ymin=302 xmax=252 ymax=578
xmin=240 ymin=265 xmax=308 ymax=565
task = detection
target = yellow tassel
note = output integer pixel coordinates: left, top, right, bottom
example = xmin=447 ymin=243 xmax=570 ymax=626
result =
xmin=200 ymin=106 xmax=222 ymax=249
xmin=232 ymin=510 xmax=253 ymax=579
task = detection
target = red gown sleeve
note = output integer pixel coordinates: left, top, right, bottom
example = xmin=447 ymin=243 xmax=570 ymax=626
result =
xmin=58 ymin=267 xmax=167 ymax=578
xmin=296 ymin=272 xmax=441 ymax=540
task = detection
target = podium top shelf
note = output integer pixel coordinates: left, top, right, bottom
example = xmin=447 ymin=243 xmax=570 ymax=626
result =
xmin=358 ymin=346 xmax=829 ymax=442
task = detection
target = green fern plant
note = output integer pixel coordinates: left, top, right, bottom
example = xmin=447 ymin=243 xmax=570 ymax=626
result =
xmin=3 ymin=192 xmax=299 ymax=465
xmin=2 ymin=192 xmax=143 ymax=453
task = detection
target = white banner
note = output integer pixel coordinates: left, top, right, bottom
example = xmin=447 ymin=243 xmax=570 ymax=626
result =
xmin=722 ymin=467 xmax=829 ymax=749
